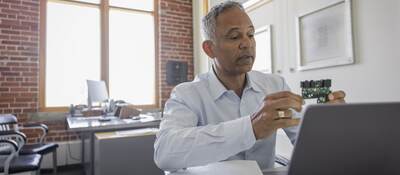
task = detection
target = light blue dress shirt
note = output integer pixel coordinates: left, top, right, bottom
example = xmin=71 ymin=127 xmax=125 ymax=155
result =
xmin=154 ymin=70 xmax=300 ymax=171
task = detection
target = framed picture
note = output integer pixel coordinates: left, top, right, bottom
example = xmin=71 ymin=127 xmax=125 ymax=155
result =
xmin=296 ymin=0 xmax=354 ymax=71
xmin=242 ymin=0 xmax=272 ymax=12
xmin=253 ymin=25 xmax=272 ymax=73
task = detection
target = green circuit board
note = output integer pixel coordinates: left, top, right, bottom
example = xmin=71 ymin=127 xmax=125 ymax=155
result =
xmin=301 ymin=79 xmax=332 ymax=103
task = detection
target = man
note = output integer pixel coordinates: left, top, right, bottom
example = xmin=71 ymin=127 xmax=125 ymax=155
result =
xmin=154 ymin=1 xmax=345 ymax=171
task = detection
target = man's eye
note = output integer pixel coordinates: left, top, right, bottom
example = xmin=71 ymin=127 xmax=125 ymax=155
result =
xmin=230 ymin=35 xmax=239 ymax=40
xmin=248 ymin=34 xmax=254 ymax=38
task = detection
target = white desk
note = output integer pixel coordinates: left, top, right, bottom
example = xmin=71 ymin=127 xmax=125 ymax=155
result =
xmin=166 ymin=160 xmax=288 ymax=175
xmin=95 ymin=128 xmax=163 ymax=175
xmin=66 ymin=115 xmax=160 ymax=175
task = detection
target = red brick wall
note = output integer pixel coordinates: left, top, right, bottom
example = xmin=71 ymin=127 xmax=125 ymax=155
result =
xmin=159 ymin=0 xmax=194 ymax=106
xmin=0 ymin=0 xmax=193 ymax=142
xmin=0 ymin=0 xmax=39 ymax=122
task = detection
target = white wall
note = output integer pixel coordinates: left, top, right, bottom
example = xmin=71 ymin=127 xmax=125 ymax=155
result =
xmin=208 ymin=0 xmax=400 ymax=103
xmin=193 ymin=1 xmax=211 ymax=75
xmin=284 ymin=0 xmax=400 ymax=103
xmin=41 ymin=141 xmax=81 ymax=169
xmin=206 ymin=0 xmax=400 ymax=159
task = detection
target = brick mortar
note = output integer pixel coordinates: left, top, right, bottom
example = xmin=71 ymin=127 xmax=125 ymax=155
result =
xmin=0 ymin=0 xmax=194 ymax=142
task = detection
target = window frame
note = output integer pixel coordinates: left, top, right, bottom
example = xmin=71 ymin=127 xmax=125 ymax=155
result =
xmin=39 ymin=0 xmax=160 ymax=112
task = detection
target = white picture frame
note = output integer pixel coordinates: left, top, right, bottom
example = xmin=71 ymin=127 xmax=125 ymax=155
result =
xmin=296 ymin=0 xmax=354 ymax=71
xmin=253 ymin=25 xmax=272 ymax=73
xmin=242 ymin=0 xmax=272 ymax=12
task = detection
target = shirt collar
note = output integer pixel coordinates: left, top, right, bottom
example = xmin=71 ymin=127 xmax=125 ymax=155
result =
xmin=208 ymin=69 xmax=262 ymax=101
xmin=208 ymin=69 xmax=228 ymax=101
xmin=246 ymin=72 xmax=263 ymax=93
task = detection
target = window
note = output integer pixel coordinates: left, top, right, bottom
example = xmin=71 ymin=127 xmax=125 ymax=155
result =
xmin=45 ymin=1 xmax=101 ymax=107
xmin=74 ymin=0 xmax=100 ymax=4
xmin=252 ymin=25 xmax=272 ymax=73
xmin=40 ymin=0 xmax=158 ymax=111
xmin=110 ymin=0 xmax=153 ymax=11
xmin=109 ymin=9 xmax=155 ymax=105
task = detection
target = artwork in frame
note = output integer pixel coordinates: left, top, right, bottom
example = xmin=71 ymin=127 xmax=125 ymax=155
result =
xmin=296 ymin=0 xmax=354 ymax=71
xmin=253 ymin=25 xmax=272 ymax=73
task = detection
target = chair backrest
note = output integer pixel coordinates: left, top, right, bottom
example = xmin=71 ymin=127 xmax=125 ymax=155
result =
xmin=0 ymin=115 xmax=24 ymax=149
xmin=1 ymin=114 xmax=48 ymax=144
xmin=0 ymin=114 xmax=18 ymax=131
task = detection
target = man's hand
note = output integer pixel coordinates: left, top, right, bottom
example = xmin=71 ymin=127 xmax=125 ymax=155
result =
xmin=251 ymin=91 xmax=303 ymax=140
xmin=327 ymin=90 xmax=346 ymax=104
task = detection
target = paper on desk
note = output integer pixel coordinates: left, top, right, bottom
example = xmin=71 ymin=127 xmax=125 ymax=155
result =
xmin=139 ymin=114 xmax=161 ymax=122
xmin=115 ymin=128 xmax=158 ymax=137
xmin=167 ymin=160 xmax=263 ymax=175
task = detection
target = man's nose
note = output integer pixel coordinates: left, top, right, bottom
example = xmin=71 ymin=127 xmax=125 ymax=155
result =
xmin=239 ymin=36 xmax=253 ymax=49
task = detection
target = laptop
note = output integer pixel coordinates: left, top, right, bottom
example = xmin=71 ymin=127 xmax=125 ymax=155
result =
xmin=269 ymin=102 xmax=400 ymax=175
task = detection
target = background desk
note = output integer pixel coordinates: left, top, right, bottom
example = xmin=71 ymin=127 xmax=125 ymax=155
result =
xmin=95 ymin=128 xmax=163 ymax=175
xmin=66 ymin=115 xmax=160 ymax=175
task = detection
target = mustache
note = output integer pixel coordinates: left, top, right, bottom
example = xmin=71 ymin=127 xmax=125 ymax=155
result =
xmin=236 ymin=54 xmax=254 ymax=61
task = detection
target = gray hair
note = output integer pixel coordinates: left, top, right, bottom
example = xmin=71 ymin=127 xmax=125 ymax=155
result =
xmin=202 ymin=1 xmax=245 ymax=41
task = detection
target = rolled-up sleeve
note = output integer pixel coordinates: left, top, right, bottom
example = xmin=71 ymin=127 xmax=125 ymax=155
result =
xmin=153 ymin=88 xmax=256 ymax=171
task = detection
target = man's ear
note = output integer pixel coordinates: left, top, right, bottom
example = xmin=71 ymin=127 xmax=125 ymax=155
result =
xmin=202 ymin=40 xmax=216 ymax=59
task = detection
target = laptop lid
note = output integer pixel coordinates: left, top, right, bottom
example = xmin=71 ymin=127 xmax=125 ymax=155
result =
xmin=288 ymin=102 xmax=400 ymax=175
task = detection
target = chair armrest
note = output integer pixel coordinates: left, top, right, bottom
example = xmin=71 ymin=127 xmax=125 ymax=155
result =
xmin=0 ymin=139 xmax=18 ymax=152
xmin=275 ymin=154 xmax=290 ymax=166
xmin=0 ymin=130 xmax=27 ymax=150
xmin=21 ymin=123 xmax=49 ymax=133
xmin=19 ymin=123 xmax=48 ymax=143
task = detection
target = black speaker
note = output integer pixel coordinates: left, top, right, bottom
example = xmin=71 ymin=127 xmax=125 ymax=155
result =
xmin=166 ymin=60 xmax=188 ymax=85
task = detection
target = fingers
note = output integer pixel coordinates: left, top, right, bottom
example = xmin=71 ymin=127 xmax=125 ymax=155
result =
xmin=265 ymin=91 xmax=303 ymax=104
xmin=274 ymin=118 xmax=301 ymax=129
xmin=251 ymin=91 xmax=303 ymax=140
xmin=328 ymin=90 xmax=346 ymax=100
xmin=272 ymin=98 xmax=302 ymax=112
xmin=328 ymin=99 xmax=346 ymax=104
xmin=328 ymin=90 xmax=346 ymax=104
xmin=253 ymin=90 xmax=347 ymax=140
xmin=262 ymin=91 xmax=303 ymax=112
xmin=251 ymin=112 xmax=301 ymax=140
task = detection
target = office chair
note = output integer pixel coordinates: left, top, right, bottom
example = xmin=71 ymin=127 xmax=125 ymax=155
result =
xmin=0 ymin=114 xmax=58 ymax=174
xmin=0 ymin=130 xmax=43 ymax=175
